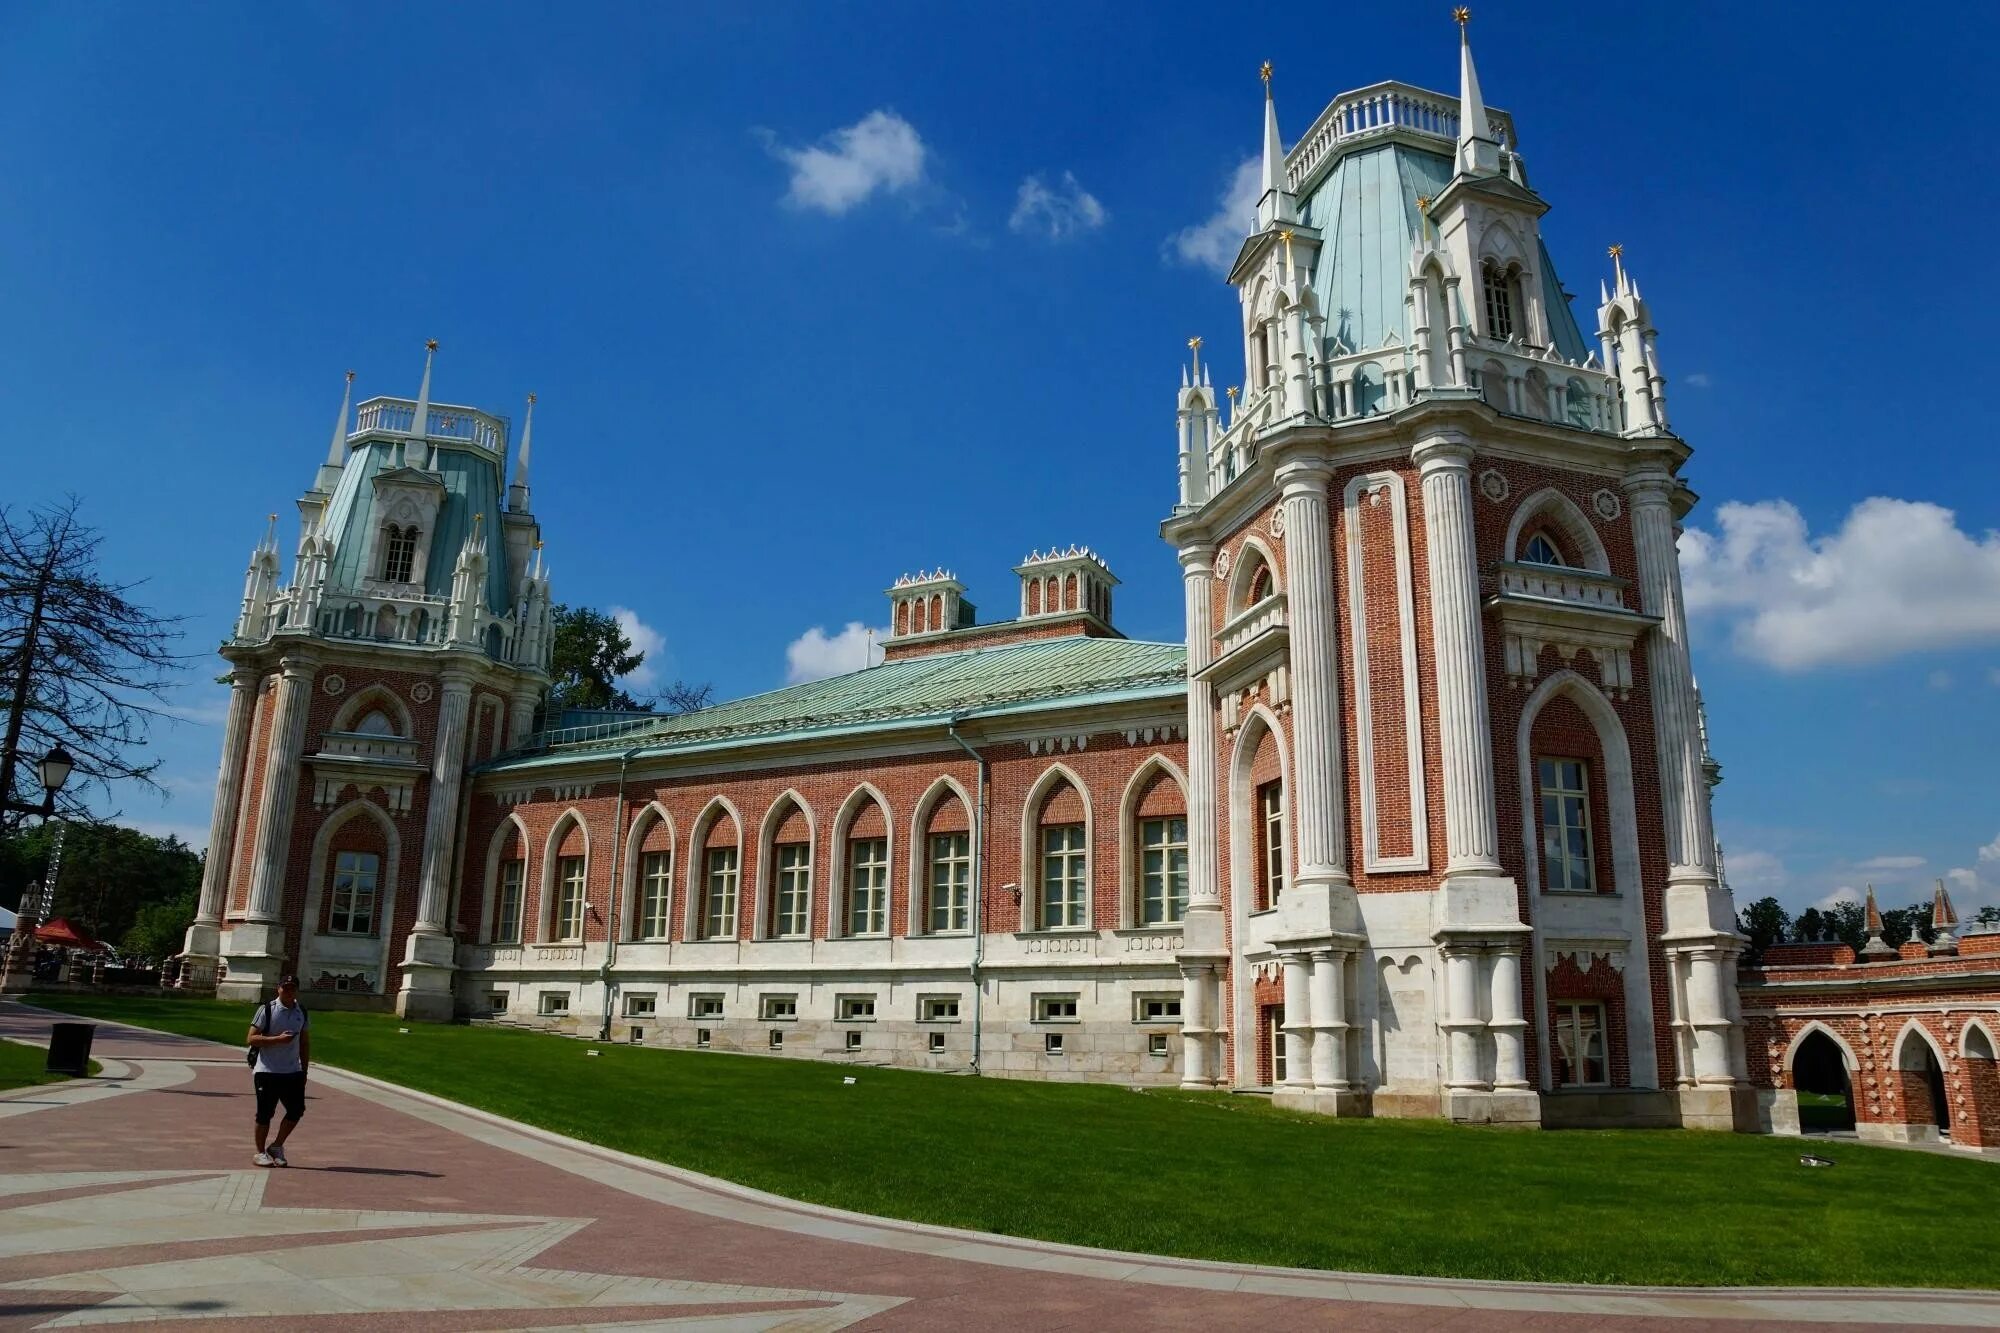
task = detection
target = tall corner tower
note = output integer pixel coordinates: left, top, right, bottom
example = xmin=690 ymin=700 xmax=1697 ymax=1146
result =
xmin=184 ymin=344 xmax=555 ymax=1020
xmin=1160 ymin=13 xmax=1750 ymax=1130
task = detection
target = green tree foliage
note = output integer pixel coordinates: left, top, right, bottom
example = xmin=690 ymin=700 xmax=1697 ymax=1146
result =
xmin=1975 ymin=905 xmax=2000 ymax=927
xmin=1736 ymin=896 xmax=1790 ymax=963
xmin=544 ymin=604 xmax=711 ymax=721
xmin=122 ymin=888 xmax=197 ymax=964
xmin=0 ymin=820 xmax=200 ymax=950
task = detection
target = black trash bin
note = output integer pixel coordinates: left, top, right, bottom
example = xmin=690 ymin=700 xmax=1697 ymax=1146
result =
xmin=46 ymin=1022 xmax=95 ymax=1077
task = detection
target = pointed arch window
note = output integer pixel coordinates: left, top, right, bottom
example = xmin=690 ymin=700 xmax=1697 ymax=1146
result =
xmin=494 ymin=858 xmax=524 ymax=944
xmin=554 ymin=855 xmax=586 ymax=941
xmin=927 ymin=832 xmax=970 ymax=933
xmin=1040 ymin=825 xmax=1087 ymax=929
xmin=382 ymin=525 xmax=418 ymax=583
xmin=1139 ymin=817 xmax=1188 ymax=924
xmin=1522 ymin=531 xmax=1566 ymax=567
xmin=773 ymin=843 xmax=811 ymax=938
xmin=1482 ymin=262 xmax=1520 ymax=341
xmin=846 ymin=837 xmax=888 ymax=935
xmin=329 ymin=851 xmax=379 ymax=935
xmin=637 ymin=850 xmax=673 ymax=939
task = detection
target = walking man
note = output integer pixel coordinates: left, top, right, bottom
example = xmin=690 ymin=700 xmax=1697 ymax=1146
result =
xmin=247 ymin=974 xmax=310 ymax=1167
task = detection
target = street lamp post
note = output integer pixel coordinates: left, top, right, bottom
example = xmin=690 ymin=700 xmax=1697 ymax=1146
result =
xmin=1 ymin=745 xmax=76 ymax=994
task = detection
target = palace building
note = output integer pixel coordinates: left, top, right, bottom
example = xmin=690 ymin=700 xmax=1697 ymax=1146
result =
xmin=186 ymin=20 xmax=1780 ymax=1132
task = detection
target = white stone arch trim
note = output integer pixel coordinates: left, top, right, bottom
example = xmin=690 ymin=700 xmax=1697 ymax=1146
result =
xmin=620 ymin=801 xmax=677 ymax=941
xmin=1515 ymin=669 xmax=1658 ymax=1091
xmin=1225 ymin=703 xmax=1293 ymax=919
xmin=1891 ymin=1017 xmax=1948 ymax=1072
xmin=683 ymin=796 xmax=744 ymax=941
xmin=328 ymin=684 xmax=413 ymax=737
xmin=1960 ymin=1017 xmax=1998 ymax=1061
xmin=1018 ymin=761 xmax=1094 ymax=933
xmin=1781 ymin=1020 xmax=1860 ymax=1074
xmin=753 ymin=789 xmax=818 ymax=940
xmin=1225 ymin=534 xmax=1281 ymax=615
xmin=479 ymin=811 xmax=532 ymax=944
xmin=296 ymin=797 xmax=400 ymax=994
xmin=907 ymin=775 xmax=973 ymax=936
xmin=1505 ymin=487 xmax=1612 ymax=573
xmin=818 ymin=782 xmax=892 ymax=938
xmin=1116 ymin=755 xmax=1190 ymax=929
xmin=539 ymin=808 xmax=591 ymax=942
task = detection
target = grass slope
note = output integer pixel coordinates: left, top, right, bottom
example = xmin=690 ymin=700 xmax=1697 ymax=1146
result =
xmin=28 ymin=993 xmax=2000 ymax=1288
xmin=0 ymin=1037 xmax=98 ymax=1089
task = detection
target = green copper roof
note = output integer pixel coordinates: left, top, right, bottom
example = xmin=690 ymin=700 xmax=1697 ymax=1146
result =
xmin=1300 ymin=142 xmax=1592 ymax=365
xmin=488 ymin=634 xmax=1188 ymax=770
xmin=320 ymin=440 xmax=512 ymax=613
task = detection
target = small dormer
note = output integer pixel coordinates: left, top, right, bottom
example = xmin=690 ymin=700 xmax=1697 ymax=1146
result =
xmin=1016 ymin=546 xmax=1117 ymax=626
xmin=886 ymin=570 xmax=975 ymax=642
xmin=363 ymin=467 xmax=446 ymax=590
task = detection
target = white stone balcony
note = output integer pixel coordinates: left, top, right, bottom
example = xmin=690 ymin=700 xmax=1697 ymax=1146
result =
xmin=1200 ymin=592 xmax=1291 ymax=704
xmin=1486 ymin=562 xmax=1656 ymax=699
xmin=1218 ymin=592 xmax=1288 ymax=658
xmin=307 ymin=729 xmax=424 ymax=814
xmin=352 ymin=396 xmax=508 ymax=455
xmin=1286 ymin=81 xmax=1517 ymax=196
xmin=1494 ymin=563 xmax=1628 ymax=611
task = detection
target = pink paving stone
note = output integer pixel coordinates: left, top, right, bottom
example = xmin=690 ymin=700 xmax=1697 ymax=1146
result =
xmin=0 ymin=1004 xmax=1977 ymax=1332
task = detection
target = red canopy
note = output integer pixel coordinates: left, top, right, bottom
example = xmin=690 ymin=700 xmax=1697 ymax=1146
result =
xmin=34 ymin=918 xmax=106 ymax=951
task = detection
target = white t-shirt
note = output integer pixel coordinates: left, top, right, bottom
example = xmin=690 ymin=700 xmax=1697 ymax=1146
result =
xmin=251 ymin=998 xmax=308 ymax=1075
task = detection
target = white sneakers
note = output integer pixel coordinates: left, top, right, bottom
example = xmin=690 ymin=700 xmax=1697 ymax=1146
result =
xmin=270 ymin=1146 xmax=288 ymax=1167
xmin=253 ymin=1152 xmax=275 ymax=1167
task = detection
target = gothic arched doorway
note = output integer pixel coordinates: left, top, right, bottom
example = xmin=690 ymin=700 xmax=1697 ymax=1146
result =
xmin=1895 ymin=1029 xmax=1952 ymax=1137
xmin=1790 ymin=1028 xmax=1856 ymax=1133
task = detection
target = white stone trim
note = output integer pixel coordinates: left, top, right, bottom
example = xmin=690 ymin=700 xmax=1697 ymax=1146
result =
xmin=1227 ymin=703 xmax=1293 ymax=1087
xmin=539 ymin=808 xmax=591 ymax=943
xmin=1225 ymin=534 xmax=1282 ymax=615
xmin=327 ymin=683 xmax=414 ymax=737
xmin=1961 ymin=1018 xmax=1997 ymax=1061
xmin=1116 ymin=755 xmax=1190 ymax=929
xmin=479 ymin=811 xmax=531 ymax=944
xmin=1890 ymin=1016 xmax=1947 ymax=1071
xmin=621 ymin=801 xmax=677 ymax=942
xmin=751 ymin=789 xmax=817 ymax=941
xmin=1514 ymin=669 xmax=1658 ymax=1091
xmin=1503 ymin=487 xmax=1611 ymax=573
xmin=1018 ymin=762 xmax=1093 ymax=934
xmin=683 ymin=797 xmax=744 ymax=942
xmin=906 ymin=776 xmax=973 ymax=937
xmin=1342 ymin=471 xmax=1428 ymax=874
xmin=296 ymin=798 xmax=401 ymax=994
xmin=826 ymin=783 xmax=891 ymax=939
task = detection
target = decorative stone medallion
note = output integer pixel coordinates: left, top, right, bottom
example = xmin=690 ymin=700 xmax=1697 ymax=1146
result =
xmin=1477 ymin=469 xmax=1509 ymax=503
xmin=410 ymin=682 xmax=435 ymax=704
xmin=1592 ymin=488 xmax=1624 ymax=521
xmin=1268 ymin=508 xmax=1286 ymax=541
xmin=321 ymin=674 xmax=346 ymax=697
xmin=1214 ymin=547 xmax=1233 ymax=579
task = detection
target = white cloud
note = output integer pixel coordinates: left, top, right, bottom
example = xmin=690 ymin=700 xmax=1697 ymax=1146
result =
xmin=1854 ymin=855 xmax=1926 ymax=873
xmin=1724 ymin=848 xmax=1787 ymax=895
xmin=1814 ymin=886 xmax=1861 ymax=911
xmin=768 ymin=110 xmax=926 ymax=215
xmin=1009 ymin=172 xmax=1106 ymax=240
xmin=1166 ymin=156 xmax=1260 ymax=274
xmin=785 ymin=622 xmax=886 ymax=684
xmin=1678 ymin=496 xmax=2000 ymax=669
xmin=608 ymin=605 xmax=664 ymax=690
xmin=1684 ymin=372 xmax=1713 ymax=388
xmin=1928 ymin=669 xmax=1955 ymax=691
xmin=1980 ymin=833 xmax=2000 ymax=864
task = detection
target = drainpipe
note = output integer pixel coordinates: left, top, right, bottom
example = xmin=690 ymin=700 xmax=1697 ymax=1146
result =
xmin=599 ymin=743 xmax=644 ymax=1041
xmin=945 ymin=717 xmax=988 ymax=1075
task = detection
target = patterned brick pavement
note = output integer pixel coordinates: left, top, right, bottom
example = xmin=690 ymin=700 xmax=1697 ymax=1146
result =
xmin=2 ymin=1002 xmax=1995 ymax=1331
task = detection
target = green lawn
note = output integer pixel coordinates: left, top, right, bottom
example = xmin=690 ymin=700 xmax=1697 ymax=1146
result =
xmin=27 ymin=992 xmax=2000 ymax=1289
xmin=0 ymin=1036 xmax=100 ymax=1089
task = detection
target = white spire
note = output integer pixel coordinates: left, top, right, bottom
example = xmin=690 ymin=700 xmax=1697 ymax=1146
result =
xmin=325 ymin=371 xmax=355 ymax=467
xmin=1454 ymin=9 xmax=1500 ymax=176
xmin=509 ymin=392 xmax=536 ymax=511
xmin=1255 ymin=61 xmax=1298 ymax=229
xmin=410 ymin=339 xmax=436 ymax=441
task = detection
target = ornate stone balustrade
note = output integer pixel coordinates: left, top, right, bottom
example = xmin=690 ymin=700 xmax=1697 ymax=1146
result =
xmin=1494 ymin=563 xmax=1627 ymax=611
xmin=352 ymin=396 xmax=508 ymax=454
xmin=1286 ymin=81 xmax=1517 ymax=195
xmin=1487 ymin=562 xmax=1656 ymax=699
xmin=1217 ymin=592 xmax=1288 ymax=659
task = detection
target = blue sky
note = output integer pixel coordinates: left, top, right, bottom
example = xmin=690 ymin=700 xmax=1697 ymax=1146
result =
xmin=3 ymin=3 xmax=1996 ymax=920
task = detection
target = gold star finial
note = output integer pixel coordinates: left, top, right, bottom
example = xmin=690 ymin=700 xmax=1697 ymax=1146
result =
xmin=527 ymin=392 xmax=537 ymax=405
xmin=1226 ymin=385 xmax=1239 ymax=400
xmin=1259 ymin=60 xmax=1272 ymax=87
xmin=1607 ymin=244 xmax=1623 ymax=259
xmin=267 ymin=513 xmax=277 ymax=522
xmin=533 ymin=539 xmax=544 ymax=551
xmin=344 ymin=369 xmax=355 ymax=383
xmin=1187 ymin=335 xmax=1203 ymax=351
xmin=1417 ymin=195 xmax=1431 ymax=212
xmin=1453 ymin=6 xmax=1471 ymax=27
xmin=424 ymin=338 xmax=439 ymax=352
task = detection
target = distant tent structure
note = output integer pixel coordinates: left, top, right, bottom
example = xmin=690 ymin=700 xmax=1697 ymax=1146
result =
xmin=35 ymin=918 xmax=106 ymax=952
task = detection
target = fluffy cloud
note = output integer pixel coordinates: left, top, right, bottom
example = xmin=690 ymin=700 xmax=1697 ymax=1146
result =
xmin=1165 ymin=156 xmax=1260 ymax=274
xmin=1854 ymin=854 xmax=1927 ymax=873
xmin=786 ymin=622 xmax=886 ymax=684
xmin=1723 ymin=848 xmax=1787 ymax=895
xmin=1684 ymin=372 xmax=1713 ymax=389
xmin=1009 ymin=172 xmax=1106 ymax=240
xmin=608 ymin=605 xmax=665 ymax=690
xmin=1814 ymin=886 xmax=1862 ymax=911
xmin=1678 ymin=497 xmax=2000 ymax=669
xmin=768 ymin=110 xmax=926 ymax=215
xmin=1981 ymin=833 xmax=2000 ymax=864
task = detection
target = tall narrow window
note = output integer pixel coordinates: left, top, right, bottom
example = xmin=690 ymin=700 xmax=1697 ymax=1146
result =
xmin=1482 ymin=263 xmax=1516 ymax=341
xmin=636 ymin=850 xmax=671 ymax=939
xmin=701 ymin=846 xmax=739 ymax=939
xmin=1257 ymin=780 xmax=1286 ymax=906
xmin=1553 ymin=1001 xmax=1609 ymax=1086
xmin=494 ymin=860 xmax=523 ymax=944
xmin=928 ymin=832 xmax=970 ymax=933
xmin=1268 ymin=1006 xmax=1287 ymax=1084
xmin=773 ymin=843 xmax=810 ymax=937
xmin=1538 ymin=757 xmax=1594 ymax=892
xmin=382 ymin=525 xmax=417 ymax=583
xmin=1139 ymin=817 xmax=1189 ymax=925
xmin=554 ymin=854 xmax=586 ymax=941
xmin=329 ymin=850 xmax=378 ymax=935
xmin=1040 ymin=824 xmax=1087 ymax=929
xmin=846 ymin=838 xmax=887 ymax=935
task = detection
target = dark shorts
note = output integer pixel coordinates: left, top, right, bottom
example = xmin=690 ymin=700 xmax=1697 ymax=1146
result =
xmin=253 ymin=1072 xmax=307 ymax=1124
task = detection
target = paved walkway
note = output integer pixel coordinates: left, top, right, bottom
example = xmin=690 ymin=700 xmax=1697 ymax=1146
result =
xmin=1 ymin=1003 xmax=1995 ymax=1331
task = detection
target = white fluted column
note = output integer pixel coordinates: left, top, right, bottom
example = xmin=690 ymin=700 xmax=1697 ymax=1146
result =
xmin=1284 ymin=303 xmax=1313 ymax=418
xmin=1414 ymin=436 xmax=1502 ymax=874
xmin=181 ymin=667 xmax=261 ymax=987
xmin=1626 ymin=470 xmax=1715 ymax=882
xmin=414 ymin=673 xmax=474 ymax=931
xmin=1276 ymin=463 xmax=1350 ymax=890
xmin=1683 ymin=946 xmax=1736 ymax=1086
xmin=243 ymin=655 xmax=316 ymax=922
xmin=1281 ymin=952 xmax=1312 ymax=1090
xmin=1443 ymin=945 xmax=1487 ymax=1089
xmin=1489 ymin=946 xmax=1529 ymax=1090
xmin=1309 ymin=948 xmax=1349 ymax=1091
xmin=1178 ymin=544 xmax=1226 ymax=1087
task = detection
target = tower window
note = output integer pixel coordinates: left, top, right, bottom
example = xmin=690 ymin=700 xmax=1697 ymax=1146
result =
xmin=1538 ymin=757 xmax=1595 ymax=893
xmin=382 ymin=525 xmax=417 ymax=583
xmin=1482 ymin=263 xmax=1518 ymax=341
xmin=1521 ymin=531 xmax=1566 ymax=567
xmin=1139 ymin=817 xmax=1189 ymax=925
xmin=329 ymin=850 xmax=379 ymax=935
xmin=1040 ymin=824 xmax=1087 ymax=929
xmin=1257 ymin=780 xmax=1286 ymax=907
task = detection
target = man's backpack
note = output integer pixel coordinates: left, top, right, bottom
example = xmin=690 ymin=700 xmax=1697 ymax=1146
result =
xmin=246 ymin=998 xmax=306 ymax=1067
